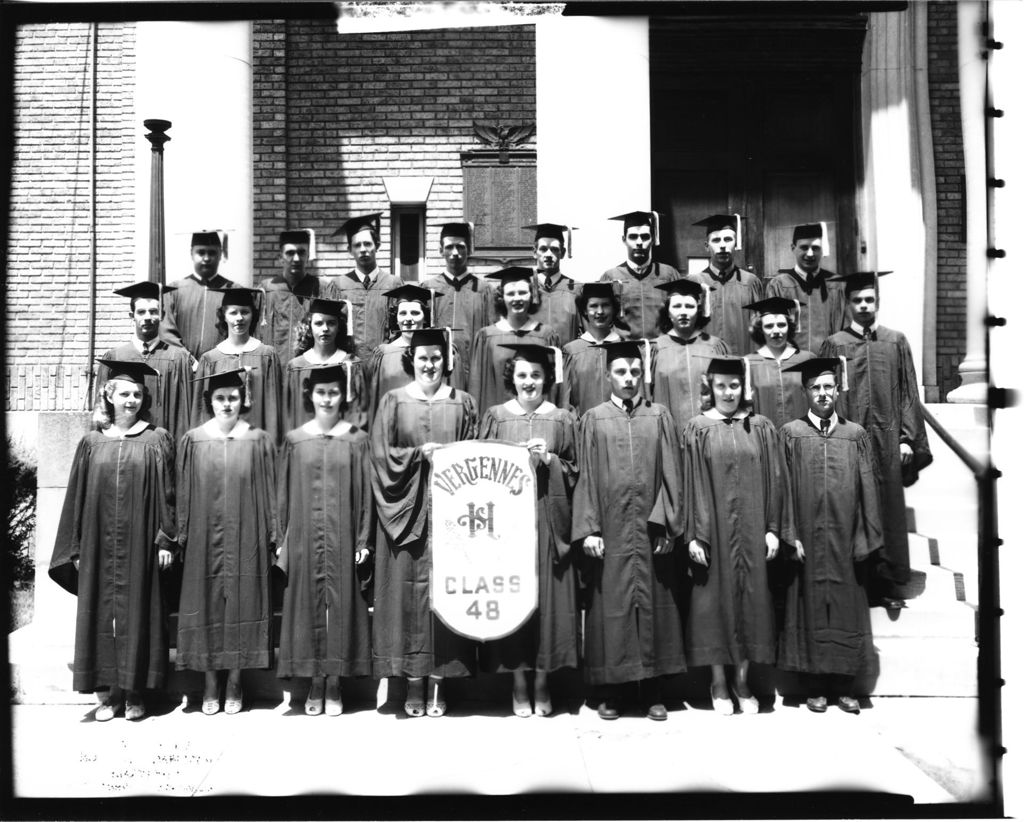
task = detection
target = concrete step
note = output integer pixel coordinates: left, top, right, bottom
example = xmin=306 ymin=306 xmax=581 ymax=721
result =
xmin=869 ymin=600 xmax=976 ymax=639
xmin=853 ymin=636 xmax=978 ymax=697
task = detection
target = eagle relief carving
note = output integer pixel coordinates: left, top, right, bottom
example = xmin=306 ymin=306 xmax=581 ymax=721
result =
xmin=472 ymin=121 xmax=536 ymax=164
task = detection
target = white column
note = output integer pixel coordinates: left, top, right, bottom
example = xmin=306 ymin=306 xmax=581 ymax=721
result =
xmin=134 ymin=22 xmax=253 ymax=284
xmin=859 ymin=11 xmax=930 ymax=389
xmin=535 ymin=16 xmax=650 ymax=282
xmin=946 ymin=1 xmax=989 ymax=402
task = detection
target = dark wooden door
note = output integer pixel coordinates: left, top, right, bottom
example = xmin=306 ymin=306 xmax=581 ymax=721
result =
xmin=650 ymin=15 xmax=866 ymax=279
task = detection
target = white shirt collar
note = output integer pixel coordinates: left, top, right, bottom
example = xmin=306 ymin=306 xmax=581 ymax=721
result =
xmin=850 ymin=319 xmax=879 ymax=336
xmin=502 ymin=399 xmax=555 ymax=416
xmin=580 ymin=329 xmax=621 ymax=344
xmin=130 ymin=335 xmax=160 ymax=355
xmin=757 ymin=344 xmax=797 ymax=361
xmin=703 ymin=407 xmax=751 ymax=421
xmin=625 ymin=258 xmax=652 ymax=276
xmin=300 ymin=418 xmax=353 ymax=437
xmin=609 ymin=393 xmax=640 ymax=411
xmin=201 ymin=418 xmax=251 ymax=439
xmin=358 ymin=266 xmax=380 ymax=283
xmin=807 ymin=411 xmax=838 ymax=433
xmin=216 ymin=337 xmax=262 ymax=355
xmin=301 ymin=348 xmax=350 ymax=365
xmin=495 ymin=317 xmax=539 ymax=333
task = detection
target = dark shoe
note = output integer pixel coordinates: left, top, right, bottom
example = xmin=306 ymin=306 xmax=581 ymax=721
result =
xmin=837 ymin=696 xmax=861 ymax=714
xmin=645 ymin=702 xmax=668 ymax=721
xmin=806 ymin=695 xmax=828 ymax=713
xmin=597 ymin=699 xmax=620 ymax=720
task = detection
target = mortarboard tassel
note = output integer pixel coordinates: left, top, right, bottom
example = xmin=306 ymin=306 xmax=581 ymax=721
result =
xmin=701 ymin=282 xmax=711 ymax=318
xmin=241 ymin=365 xmax=253 ymax=411
xmin=219 ymin=230 xmax=229 ymax=261
xmin=819 ymin=221 xmax=830 ymax=258
xmin=792 ymin=298 xmax=801 ymax=334
xmin=641 ymin=338 xmax=652 ymax=386
xmin=443 ymin=326 xmax=455 ymax=374
xmin=341 ymin=299 xmax=354 ymax=345
xmin=549 ymin=346 xmax=563 ymax=385
xmin=839 ymin=355 xmax=849 ymax=392
xmin=566 ymin=226 xmax=573 ymax=259
xmin=344 ymin=359 xmax=354 ymax=403
xmin=734 ymin=212 xmax=743 ymax=251
xmin=651 ymin=211 xmax=661 ymax=247
xmin=466 ymin=222 xmax=475 ymax=255
xmin=257 ymin=286 xmax=268 ymax=326
xmin=742 ymin=355 xmax=753 ymax=403
xmin=307 ymin=229 xmax=317 ymax=262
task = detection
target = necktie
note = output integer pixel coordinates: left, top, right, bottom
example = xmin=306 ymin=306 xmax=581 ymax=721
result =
xmin=868 ymin=329 xmax=877 ymax=341
xmin=820 ymin=418 xmax=829 ymax=434
xmin=623 ymin=398 xmax=634 ymax=413
xmin=544 ymin=275 xmax=553 ymax=291
xmin=364 ymin=276 xmax=372 ymax=290
xmin=141 ymin=343 xmax=150 ymax=357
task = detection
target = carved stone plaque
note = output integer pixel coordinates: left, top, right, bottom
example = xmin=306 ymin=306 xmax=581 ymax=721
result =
xmin=461 ymin=150 xmax=537 ymax=259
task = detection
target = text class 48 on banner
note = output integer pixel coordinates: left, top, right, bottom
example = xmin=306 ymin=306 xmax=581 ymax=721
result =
xmin=429 ymin=440 xmax=538 ymax=641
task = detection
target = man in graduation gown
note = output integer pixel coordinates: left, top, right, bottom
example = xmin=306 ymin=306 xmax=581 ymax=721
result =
xmin=525 ymin=222 xmax=580 ymax=347
xmin=766 ymin=222 xmax=847 ymax=354
xmin=420 ymin=221 xmax=493 ymax=387
xmin=560 ymin=282 xmax=627 ymax=416
xmin=686 ymin=213 xmax=765 ymax=355
xmin=160 ymin=229 xmax=238 ymax=362
xmin=97 ymin=281 xmax=192 ymax=441
xmin=819 ymin=272 xmax=932 ymax=608
xmin=259 ymin=228 xmax=342 ymax=365
xmin=599 ymin=210 xmax=682 ymax=341
xmin=778 ymin=357 xmax=883 ymax=713
xmin=572 ymin=340 xmax=686 ymax=721
xmin=332 ymin=212 xmax=403 ymax=362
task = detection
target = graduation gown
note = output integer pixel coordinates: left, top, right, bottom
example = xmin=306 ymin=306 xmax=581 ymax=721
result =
xmin=257 ymin=274 xmax=341 ymax=366
xmin=479 ymin=402 xmax=579 ymax=673
xmin=468 ymin=321 xmax=561 ymax=418
xmin=419 ymin=272 xmax=493 ymax=388
xmin=175 ymin=421 xmax=278 ymax=671
xmin=97 ymin=340 xmax=193 ymax=441
xmin=49 ymin=425 xmax=177 ymax=692
xmin=649 ymin=332 xmax=730 ymax=437
xmin=534 ymin=273 xmax=580 ymax=350
xmin=365 ymin=337 xmax=465 ymax=429
xmin=191 ymin=340 xmax=282 ymax=441
xmin=686 ymin=266 xmax=765 ymax=355
xmin=600 ymin=261 xmax=682 ymax=341
xmin=819 ymin=326 xmax=932 ymax=585
xmin=160 ymin=273 xmax=238 ymax=360
xmin=745 ymin=347 xmax=815 ymax=431
xmin=572 ymin=400 xmax=686 ymax=685
xmin=766 ymin=268 xmax=847 ymax=355
xmin=370 ymin=384 xmax=479 ymax=678
xmin=560 ymin=333 xmax=620 ymax=417
xmin=334 ymin=269 xmax=404 ymax=362
xmin=778 ymin=416 xmax=883 ymax=676
xmin=280 ymin=350 xmax=367 ymax=433
xmin=681 ymin=412 xmax=789 ymax=667
xmin=276 ymin=423 xmax=374 ymax=678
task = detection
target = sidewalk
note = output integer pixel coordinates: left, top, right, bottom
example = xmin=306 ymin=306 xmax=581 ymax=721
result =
xmin=9 ymin=693 xmax=987 ymax=806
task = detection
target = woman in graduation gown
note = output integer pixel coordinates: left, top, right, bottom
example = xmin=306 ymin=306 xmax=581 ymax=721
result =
xmin=365 ymin=284 xmax=464 ymax=427
xmin=276 ymin=364 xmax=373 ymax=717
xmin=649 ymin=278 xmax=729 ymax=438
xmin=681 ymin=356 xmax=791 ymax=716
xmin=479 ymin=344 xmax=579 ymax=717
xmin=468 ymin=266 xmax=561 ymax=416
xmin=176 ymin=368 xmax=278 ymax=715
xmin=280 ymin=297 xmax=366 ymax=432
xmin=370 ymin=328 xmax=479 ymax=718
xmin=190 ymin=287 xmax=282 ymax=441
xmin=560 ymin=282 xmax=626 ymax=416
xmin=49 ymin=360 xmax=177 ymax=722
xmin=742 ymin=296 xmax=815 ymax=430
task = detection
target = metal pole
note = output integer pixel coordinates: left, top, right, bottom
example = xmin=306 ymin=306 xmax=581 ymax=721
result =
xmin=143 ymin=118 xmax=171 ymax=285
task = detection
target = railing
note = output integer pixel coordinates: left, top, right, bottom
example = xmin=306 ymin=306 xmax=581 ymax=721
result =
xmin=920 ymin=403 xmax=1000 ymax=808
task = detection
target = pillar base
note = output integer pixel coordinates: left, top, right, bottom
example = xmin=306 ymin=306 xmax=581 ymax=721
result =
xmin=946 ymin=381 xmax=988 ymax=405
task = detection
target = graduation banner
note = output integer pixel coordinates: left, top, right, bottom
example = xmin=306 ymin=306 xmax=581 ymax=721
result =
xmin=429 ymin=440 xmax=538 ymax=641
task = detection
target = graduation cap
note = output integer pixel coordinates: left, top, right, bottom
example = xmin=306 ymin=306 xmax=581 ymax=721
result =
xmin=484 ymin=266 xmax=535 ymax=285
xmin=279 ymin=228 xmax=317 ymax=261
xmin=792 ymin=222 xmax=830 ymax=257
xmin=191 ymin=366 xmax=247 ymax=391
xmin=306 ymin=297 xmax=346 ymax=318
xmin=191 ymin=230 xmax=228 ymax=258
xmin=304 ymin=362 xmax=355 ymax=403
xmin=409 ymin=327 xmax=455 ymax=374
xmin=113 ymin=281 xmax=176 ymax=302
xmin=333 ymin=213 xmax=382 ymax=244
xmin=743 ymin=296 xmax=805 ymax=333
xmin=574 ymin=281 xmax=618 ymax=312
xmin=609 ymin=210 xmax=660 ymax=246
xmin=384 ymin=284 xmax=432 ymax=305
xmin=498 ymin=342 xmax=563 ymax=385
xmin=693 ymin=213 xmax=743 ymax=250
xmin=705 ymin=355 xmax=753 ymax=402
xmin=439 ymin=222 xmax=474 ymax=253
xmin=211 ymin=286 xmax=259 ymax=309
xmin=827 ymin=270 xmax=892 ymax=293
xmin=601 ymin=339 xmax=653 ymax=385
xmin=655 ymin=278 xmax=713 ymax=317
xmin=522 ymin=223 xmax=575 ymax=258
xmin=96 ymin=359 xmax=159 ymax=385
xmin=783 ymin=356 xmax=848 ymax=392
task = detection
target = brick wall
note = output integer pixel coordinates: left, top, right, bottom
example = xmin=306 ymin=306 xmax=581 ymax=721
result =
xmin=927 ymin=2 xmax=967 ymax=401
xmin=7 ymin=22 xmax=137 ymax=411
xmin=252 ymin=19 xmax=537 ymax=284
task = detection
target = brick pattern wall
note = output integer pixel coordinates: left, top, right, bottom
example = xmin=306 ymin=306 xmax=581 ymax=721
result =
xmin=927 ymin=2 xmax=967 ymax=401
xmin=7 ymin=22 xmax=137 ymax=411
xmin=251 ymin=19 xmax=537 ymax=284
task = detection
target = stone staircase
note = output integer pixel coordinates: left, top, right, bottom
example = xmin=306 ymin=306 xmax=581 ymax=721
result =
xmin=9 ymin=404 xmax=988 ymax=706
